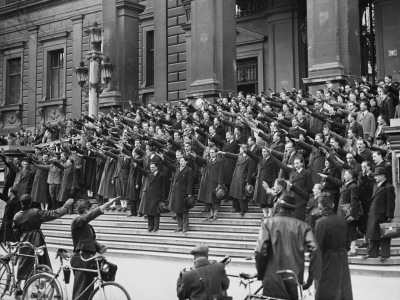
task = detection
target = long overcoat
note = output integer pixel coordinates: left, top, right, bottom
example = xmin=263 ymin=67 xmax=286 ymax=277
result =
xmin=0 ymin=194 xmax=21 ymax=243
xmin=138 ymin=170 xmax=165 ymax=216
xmin=14 ymin=170 xmax=34 ymax=199
xmin=253 ymin=157 xmax=279 ymax=205
xmin=229 ymin=154 xmax=249 ymax=200
xmin=98 ymin=157 xmax=117 ymax=198
xmin=255 ymin=212 xmax=318 ymax=299
xmin=308 ymin=149 xmax=325 ymax=185
xmin=58 ymin=165 xmax=78 ymax=202
xmin=197 ymin=157 xmax=223 ymax=204
xmin=366 ymin=181 xmax=395 ymax=240
xmin=289 ymin=168 xmax=313 ymax=221
xmin=169 ymin=166 xmax=194 ymax=214
xmin=126 ymin=159 xmax=142 ymax=202
xmin=31 ymin=162 xmax=50 ymax=204
xmin=81 ymin=150 xmax=97 ymax=190
xmin=113 ymin=156 xmax=130 ymax=198
xmin=13 ymin=206 xmax=68 ymax=280
xmin=219 ymin=141 xmax=239 ymax=185
xmin=314 ymin=211 xmax=353 ymax=300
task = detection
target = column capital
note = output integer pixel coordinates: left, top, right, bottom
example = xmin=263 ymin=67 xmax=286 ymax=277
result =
xmin=116 ymin=0 xmax=145 ymax=13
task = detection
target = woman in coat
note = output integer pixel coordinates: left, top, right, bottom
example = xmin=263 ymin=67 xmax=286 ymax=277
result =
xmin=166 ymin=156 xmax=193 ymax=232
xmin=29 ymin=154 xmax=51 ymax=210
xmin=13 ymin=195 xmax=73 ymax=294
xmin=220 ymin=145 xmax=249 ymax=215
xmin=0 ymin=187 xmax=21 ymax=243
xmin=57 ymin=159 xmax=78 ymax=211
xmin=98 ymin=151 xmax=118 ymax=203
xmin=193 ymin=147 xmax=223 ymax=220
xmin=246 ymin=147 xmax=278 ymax=218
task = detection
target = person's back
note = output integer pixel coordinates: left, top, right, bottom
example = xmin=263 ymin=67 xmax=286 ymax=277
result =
xmin=314 ymin=196 xmax=353 ymax=300
xmin=177 ymin=245 xmax=230 ymax=300
xmin=255 ymin=195 xmax=317 ymax=299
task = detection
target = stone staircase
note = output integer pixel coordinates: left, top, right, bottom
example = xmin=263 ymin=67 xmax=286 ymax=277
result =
xmin=41 ymin=201 xmax=400 ymax=276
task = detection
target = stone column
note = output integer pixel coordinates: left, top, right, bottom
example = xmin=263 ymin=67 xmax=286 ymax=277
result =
xmin=70 ymin=15 xmax=83 ymax=115
xmin=303 ymin=0 xmax=361 ymax=93
xmin=27 ymin=26 xmax=38 ymax=129
xmin=116 ymin=0 xmax=145 ymax=104
xmin=266 ymin=0 xmax=307 ymax=91
xmin=188 ymin=0 xmax=236 ymax=100
xmin=153 ymin=0 xmax=168 ymax=103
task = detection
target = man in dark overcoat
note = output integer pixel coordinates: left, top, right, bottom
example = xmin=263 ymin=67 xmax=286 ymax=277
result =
xmin=218 ymin=131 xmax=239 ymax=197
xmin=57 ymin=158 xmax=79 ymax=211
xmin=364 ymin=167 xmax=395 ymax=261
xmin=0 ymin=187 xmax=21 ymax=243
xmin=126 ymin=149 xmax=142 ymax=216
xmin=168 ymin=156 xmax=194 ymax=232
xmin=136 ymin=162 xmax=165 ymax=232
xmin=222 ymin=145 xmax=249 ymax=215
xmin=194 ymin=147 xmax=223 ymax=220
xmin=314 ymin=194 xmax=353 ymax=300
xmin=255 ymin=195 xmax=319 ymax=299
xmin=245 ymin=136 xmax=261 ymax=186
xmin=13 ymin=159 xmax=34 ymax=199
xmin=177 ymin=245 xmax=229 ymax=300
xmin=322 ymin=169 xmax=362 ymax=256
xmin=270 ymin=156 xmax=313 ymax=221
xmin=247 ymin=147 xmax=279 ymax=218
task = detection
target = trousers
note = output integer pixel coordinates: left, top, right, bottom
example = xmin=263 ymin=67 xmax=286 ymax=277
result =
xmin=176 ymin=213 xmax=189 ymax=230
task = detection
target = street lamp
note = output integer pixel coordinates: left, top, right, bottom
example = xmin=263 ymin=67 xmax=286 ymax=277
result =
xmin=73 ymin=21 xmax=114 ymax=118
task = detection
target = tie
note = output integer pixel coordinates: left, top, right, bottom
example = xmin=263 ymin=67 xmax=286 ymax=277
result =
xmin=180 ymin=166 xmax=184 ymax=171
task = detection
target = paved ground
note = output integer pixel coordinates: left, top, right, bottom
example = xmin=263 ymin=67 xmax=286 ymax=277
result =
xmin=1 ymin=250 xmax=400 ymax=299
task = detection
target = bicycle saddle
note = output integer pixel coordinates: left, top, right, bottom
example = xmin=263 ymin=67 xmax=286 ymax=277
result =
xmin=239 ymin=272 xmax=257 ymax=280
xmin=56 ymin=248 xmax=71 ymax=259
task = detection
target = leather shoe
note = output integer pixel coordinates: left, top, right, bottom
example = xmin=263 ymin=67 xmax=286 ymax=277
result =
xmin=362 ymin=254 xmax=377 ymax=259
xmin=148 ymin=228 xmax=154 ymax=232
xmin=204 ymin=216 xmax=212 ymax=221
xmin=380 ymin=256 xmax=389 ymax=262
xmin=182 ymin=229 xmax=188 ymax=233
xmin=202 ymin=208 xmax=210 ymax=213
xmin=240 ymin=212 xmax=245 ymax=216
xmin=230 ymin=209 xmax=239 ymax=213
xmin=111 ymin=207 xmax=116 ymax=211
xmin=347 ymin=251 xmax=357 ymax=257
xmin=212 ymin=216 xmax=218 ymax=220
xmin=357 ymin=242 xmax=369 ymax=248
xmin=174 ymin=229 xmax=183 ymax=232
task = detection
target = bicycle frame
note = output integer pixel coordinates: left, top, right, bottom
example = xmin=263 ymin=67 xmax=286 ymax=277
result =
xmin=1 ymin=241 xmax=46 ymax=296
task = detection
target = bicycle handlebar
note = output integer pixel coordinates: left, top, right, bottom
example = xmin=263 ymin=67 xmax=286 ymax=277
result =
xmin=80 ymin=253 xmax=105 ymax=262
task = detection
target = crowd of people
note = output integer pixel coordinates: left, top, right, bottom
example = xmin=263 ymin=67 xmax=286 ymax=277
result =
xmin=0 ymin=74 xmax=398 ymax=299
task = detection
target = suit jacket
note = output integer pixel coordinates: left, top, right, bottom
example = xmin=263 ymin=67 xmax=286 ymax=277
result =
xmin=356 ymin=111 xmax=376 ymax=139
xmin=71 ymin=207 xmax=103 ymax=253
xmin=366 ymin=181 xmax=396 ymax=240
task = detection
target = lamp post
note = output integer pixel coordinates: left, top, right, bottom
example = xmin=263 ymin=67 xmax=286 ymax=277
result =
xmin=74 ymin=21 xmax=114 ymax=118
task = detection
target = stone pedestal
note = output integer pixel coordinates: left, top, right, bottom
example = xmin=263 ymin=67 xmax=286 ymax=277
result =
xmin=303 ymin=0 xmax=361 ymax=93
xmin=384 ymin=121 xmax=400 ymax=218
xmin=187 ymin=0 xmax=236 ymax=100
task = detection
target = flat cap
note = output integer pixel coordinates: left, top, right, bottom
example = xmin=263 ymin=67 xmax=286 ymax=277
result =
xmin=76 ymin=199 xmax=92 ymax=214
xmin=190 ymin=245 xmax=209 ymax=257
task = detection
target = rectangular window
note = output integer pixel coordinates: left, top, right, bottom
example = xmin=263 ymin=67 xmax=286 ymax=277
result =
xmin=49 ymin=49 xmax=64 ymax=99
xmin=146 ymin=30 xmax=154 ymax=87
xmin=6 ymin=57 xmax=21 ymax=105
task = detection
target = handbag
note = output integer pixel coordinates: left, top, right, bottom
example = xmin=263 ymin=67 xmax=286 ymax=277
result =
xmin=380 ymin=222 xmax=400 ymax=239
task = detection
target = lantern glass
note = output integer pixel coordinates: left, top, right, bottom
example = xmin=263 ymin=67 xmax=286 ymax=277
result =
xmin=74 ymin=61 xmax=88 ymax=85
xmin=102 ymin=57 xmax=114 ymax=83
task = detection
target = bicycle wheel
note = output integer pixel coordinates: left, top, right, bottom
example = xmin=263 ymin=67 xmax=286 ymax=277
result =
xmin=0 ymin=259 xmax=12 ymax=298
xmin=27 ymin=264 xmax=53 ymax=279
xmin=22 ymin=272 xmax=63 ymax=300
xmin=89 ymin=282 xmax=131 ymax=300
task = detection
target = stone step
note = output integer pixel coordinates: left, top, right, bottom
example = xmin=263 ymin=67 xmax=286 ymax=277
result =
xmin=43 ymin=230 xmax=257 ymax=250
xmin=45 ymin=237 xmax=254 ymax=258
xmin=41 ymin=224 xmax=258 ymax=241
xmin=55 ymin=214 xmax=264 ymax=226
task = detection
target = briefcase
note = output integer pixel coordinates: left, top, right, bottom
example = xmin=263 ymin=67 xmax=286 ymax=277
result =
xmin=380 ymin=222 xmax=400 ymax=239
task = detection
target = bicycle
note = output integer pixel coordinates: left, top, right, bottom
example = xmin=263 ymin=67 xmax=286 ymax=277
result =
xmin=0 ymin=241 xmax=51 ymax=298
xmin=229 ymin=270 xmax=310 ymax=300
xmin=22 ymin=248 xmax=130 ymax=300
